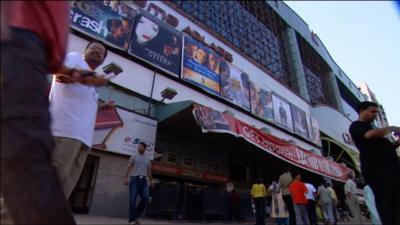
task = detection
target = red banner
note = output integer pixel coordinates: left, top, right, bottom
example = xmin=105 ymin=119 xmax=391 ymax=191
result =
xmin=192 ymin=104 xmax=352 ymax=182
xmin=152 ymin=161 xmax=228 ymax=183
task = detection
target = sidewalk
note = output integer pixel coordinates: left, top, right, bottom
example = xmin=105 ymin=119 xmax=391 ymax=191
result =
xmin=74 ymin=214 xmax=372 ymax=225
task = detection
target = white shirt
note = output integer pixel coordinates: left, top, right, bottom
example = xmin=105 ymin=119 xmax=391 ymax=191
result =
xmin=305 ymin=183 xmax=316 ymax=200
xmin=49 ymin=52 xmax=99 ymax=146
xmin=344 ymin=179 xmax=357 ymax=198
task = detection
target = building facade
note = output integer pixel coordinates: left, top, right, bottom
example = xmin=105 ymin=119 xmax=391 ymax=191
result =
xmin=65 ymin=1 xmax=370 ymax=219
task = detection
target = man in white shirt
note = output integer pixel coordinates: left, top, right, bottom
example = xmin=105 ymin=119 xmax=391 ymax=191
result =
xmin=344 ymin=172 xmax=363 ymax=224
xmin=50 ymin=40 xmax=110 ymax=198
xmin=305 ymin=182 xmax=318 ymax=225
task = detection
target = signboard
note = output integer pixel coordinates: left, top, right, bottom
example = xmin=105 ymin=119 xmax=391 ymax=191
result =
xmin=193 ymin=103 xmax=352 ymax=182
xmin=220 ymin=61 xmax=251 ymax=110
xmin=290 ymin=104 xmax=309 ymax=139
xmin=70 ymin=1 xmax=136 ymax=50
xmin=181 ymin=35 xmax=222 ymax=95
xmin=272 ymin=94 xmax=294 ymax=132
xmin=128 ymin=10 xmax=182 ymax=76
xmin=250 ymin=81 xmax=274 ymax=122
xmin=152 ymin=161 xmax=228 ymax=183
xmin=92 ymin=107 xmax=157 ymax=159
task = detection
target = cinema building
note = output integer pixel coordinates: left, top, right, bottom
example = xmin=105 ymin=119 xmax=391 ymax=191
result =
xmin=66 ymin=0 xmax=369 ymax=220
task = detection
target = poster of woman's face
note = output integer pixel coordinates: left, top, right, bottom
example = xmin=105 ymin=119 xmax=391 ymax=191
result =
xmin=129 ymin=11 xmax=182 ymax=76
xmin=272 ymin=94 xmax=293 ymax=132
xmin=135 ymin=16 xmax=159 ymax=44
xmin=250 ymin=81 xmax=274 ymax=122
xmin=290 ymin=104 xmax=309 ymax=139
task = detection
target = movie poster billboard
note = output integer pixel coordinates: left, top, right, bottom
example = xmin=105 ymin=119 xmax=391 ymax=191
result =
xmin=220 ymin=62 xmax=251 ymax=111
xmin=192 ymin=104 xmax=237 ymax=136
xmin=290 ymin=104 xmax=309 ymax=139
xmin=272 ymin=94 xmax=294 ymax=132
xmin=70 ymin=1 xmax=136 ymax=50
xmin=92 ymin=106 xmax=157 ymax=159
xmin=128 ymin=10 xmax=182 ymax=77
xmin=250 ymin=81 xmax=274 ymax=122
xmin=182 ymin=35 xmax=222 ymax=95
xmin=306 ymin=114 xmax=321 ymax=146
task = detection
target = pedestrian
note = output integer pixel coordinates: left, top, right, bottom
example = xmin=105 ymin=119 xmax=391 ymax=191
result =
xmin=344 ymin=172 xmax=363 ymax=224
xmin=50 ymin=40 xmax=110 ymax=198
xmin=124 ymin=142 xmax=153 ymax=225
xmin=363 ymin=185 xmax=382 ymax=225
xmin=0 ymin=1 xmax=83 ymax=224
xmin=279 ymin=168 xmax=296 ymax=225
xmin=269 ymin=181 xmax=289 ymax=225
xmin=304 ymin=182 xmax=318 ymax=225
xmin=289 ymin=171 xmax=310 ymax=225
xmin=251 ymin=177 xmax=267 ymax=225
xmin=349 ymin=101 xmax=400 ymax=225
xmin=227 ymin=185 xmax=241 ymax=222
xmin=318 ymin=181 xmax=334 ymax=225
xmin=326 ymin=183 xmax=338 ymax=225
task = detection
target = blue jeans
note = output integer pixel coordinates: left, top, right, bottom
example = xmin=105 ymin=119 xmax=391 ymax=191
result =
xmin=129 ymin=176 xmax=149 ymax=222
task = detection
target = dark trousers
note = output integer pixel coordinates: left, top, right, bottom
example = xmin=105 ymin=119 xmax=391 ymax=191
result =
xmin=254 ymin=197 xmax=266 ymax=225
xmin=307 ymin=200 xmax=318 ymax=225
xmin=283 ymin=195 xmax=296 ymax=225
xmin=368 ymin=171 xmax=400 ymax=225
xmin=0 ymin=28 xmax=76 ymax=224
xmin=129 ymin=176 xmax=150 ymax=222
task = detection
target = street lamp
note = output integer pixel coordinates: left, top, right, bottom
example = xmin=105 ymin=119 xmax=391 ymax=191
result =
xmin=148 ymin=87 xmax=177 ymax=116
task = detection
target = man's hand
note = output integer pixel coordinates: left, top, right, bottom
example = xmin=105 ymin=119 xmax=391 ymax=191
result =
xmin=98 ymin=101 xmax=114 ymax=110
xmin=123 ymin=177 xmax=129 ymax=186
xmin=79 ymin=75 xmax=109 ymax=86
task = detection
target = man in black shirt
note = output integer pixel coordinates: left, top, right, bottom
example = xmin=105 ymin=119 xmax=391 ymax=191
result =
xmin=349 ymin=101 xmax=400 ymax=225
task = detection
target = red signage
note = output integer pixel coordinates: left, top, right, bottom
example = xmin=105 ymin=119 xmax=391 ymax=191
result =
xmin=192 ymin=104 xmax=352 ymax=182
xmin=152 ymin=161 xmax=228 ymax=183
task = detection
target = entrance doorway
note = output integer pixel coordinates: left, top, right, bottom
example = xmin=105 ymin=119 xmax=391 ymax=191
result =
xmin=69 ymin=154 xmax=100 ymax=214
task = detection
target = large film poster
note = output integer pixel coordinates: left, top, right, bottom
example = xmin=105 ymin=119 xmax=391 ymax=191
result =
xmin=182 ymin=36 xmax=221 ymax=95
xmin=250 ymin=81 xmax=274 ymax=122
xmin=70 ymin=1 xmax=136 ymax=50
xmin=220 ymin=62 xmax=251 ymax=111
xmin=290 ymin=104 xmax=309 ymax=139
xmin=128 ymin=10 xmax=182 ymax=77
xmin=306 ymin=114 xmax=322 ymax=146
xmin=272 ymin=94 xmax=294 ymax=132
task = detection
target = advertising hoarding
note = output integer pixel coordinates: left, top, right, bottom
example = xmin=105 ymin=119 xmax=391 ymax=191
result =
xmin=128 ymin=10 xmax=182 ymax=77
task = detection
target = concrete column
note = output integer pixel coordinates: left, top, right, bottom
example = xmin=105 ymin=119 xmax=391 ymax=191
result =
xmin=283 ymin=27 xmax=311 ymax=102
xmin=326 ymin=71 xmax=344 ymax=113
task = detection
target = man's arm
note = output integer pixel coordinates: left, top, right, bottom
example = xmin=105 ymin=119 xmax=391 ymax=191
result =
xmin=364 ymin=126 xmax=400 ymax=139
xmin=147 ymin=162 xmax=153 ymax=185
xmin=79 ymin=75 xmax=109 ymax=87
xmin=123 ymin=163 xmax=133 ymax=185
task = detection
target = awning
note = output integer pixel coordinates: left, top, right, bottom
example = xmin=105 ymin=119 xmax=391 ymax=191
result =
xmin=321 ymin=136 xmax=361 ymax=172
xmin=154 ymin=101 xmax=353 ymax=182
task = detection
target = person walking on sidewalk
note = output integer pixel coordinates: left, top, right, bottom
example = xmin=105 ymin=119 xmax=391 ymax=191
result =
xmin=344 ymin=172 xmax=363 ymax=224
xmin=289 ymin=172 xmax=310 ymax=225
xmin=124 ymin=142 xmax=153 ymax=225
xmin=1 ymin=1 xmax=81 ymax=224
xmin=251 ymin=177 xmax=267 ymax=225
xmin=318 ymin=181 xmax=334 ymax=225
xmin=349 ymin=101 xmax=400 ymax=225
xmin=327 ymin=183 xmax=338 ymax=225
xmin=304 ymin=182 xmax=318 ymax=225
xmin=49 ymin=40 xmax=111 ymax=198
xmin=279 ymin=168 xmax=296 ymax=225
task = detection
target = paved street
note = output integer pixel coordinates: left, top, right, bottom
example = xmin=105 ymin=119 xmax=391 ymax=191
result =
xmin=75 ymin=214 xmax=372 ymax=225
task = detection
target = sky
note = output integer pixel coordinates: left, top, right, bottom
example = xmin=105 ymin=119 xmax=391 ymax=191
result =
xmin=284 ymin=1 xmax=400 ymax=126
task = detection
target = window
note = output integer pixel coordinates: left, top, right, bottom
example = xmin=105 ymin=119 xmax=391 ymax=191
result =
xmin=197 ymin=159 xmax=208 ymax=171
xmin=182 ymin=156 xmax=194 ymax=168
xmin=209 ymin=162 xmax=220 ymax=173
xmin=165 ymin=152 xmax=178 ymax=165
